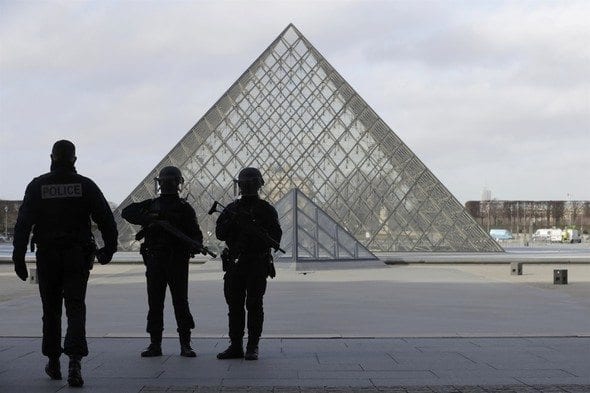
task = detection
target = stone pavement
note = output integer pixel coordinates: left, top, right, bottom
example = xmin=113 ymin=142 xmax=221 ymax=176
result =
xmin=1 ymin=262 xmax=590 ymax=392
xmin=1 ymin=337 xmax=590 ymax=392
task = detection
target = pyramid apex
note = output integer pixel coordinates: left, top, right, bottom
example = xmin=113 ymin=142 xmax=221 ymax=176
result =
xmin=277 ymin=23 xmax=304 ymax=42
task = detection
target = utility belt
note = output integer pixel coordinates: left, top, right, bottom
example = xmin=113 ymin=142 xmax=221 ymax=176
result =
xmin=237 ymin=249 xmax=271 ymax=263
xmin=237 ymin=248 xmax=271 ymax=257
xmin=222 ymin=248 xmax=275 ymax=278
xmin=139 ymin=243 xmax=189 ymax=263
xmin=32 ymin=234 xmax=97 ymax=270
xmin=32 ymin=233 xmax=94 ymax=249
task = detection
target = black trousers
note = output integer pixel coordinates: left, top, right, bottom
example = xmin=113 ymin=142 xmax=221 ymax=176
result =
xmin=223 ymin=261 xmax=267 ymax=344
xmin=144 ymin=249 xmax=195 ymax=335
xmin=36 ymin=245 xmax=90 ymax=358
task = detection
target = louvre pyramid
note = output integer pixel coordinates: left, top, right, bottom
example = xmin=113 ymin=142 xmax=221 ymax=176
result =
xmin=113 ymin=24 xmax=503 ymax=253
xmin=274 ymin=188 xmax=378 ymax=262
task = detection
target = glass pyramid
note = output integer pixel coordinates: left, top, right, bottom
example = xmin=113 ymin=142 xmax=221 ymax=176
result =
xmin=274 ymin=188 xmax=378 ymax=262
xmin=113 ymin=24 xmax=503 ymax=253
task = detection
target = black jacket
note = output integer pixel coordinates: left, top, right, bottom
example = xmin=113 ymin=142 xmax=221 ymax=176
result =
xmin=216 ymin=195 xmax=282 ymax=255
xmin=12 ymin=164 xmax=118 ymax=260
xmin=121 ymin=194 xmax=203 ymax=252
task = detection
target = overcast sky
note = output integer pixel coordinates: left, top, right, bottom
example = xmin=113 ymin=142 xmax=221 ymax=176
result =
xmin=1 ymin=0 xmax=589 ymax=205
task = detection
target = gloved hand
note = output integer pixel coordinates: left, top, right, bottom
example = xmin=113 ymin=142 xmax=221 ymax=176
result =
xmin=12 ymin=255 xmax=28 ymax=281
xmin=95 ymin=247 xmax=114 ymax=265
xmin=190 ymin=244 xmax=205 ymax=256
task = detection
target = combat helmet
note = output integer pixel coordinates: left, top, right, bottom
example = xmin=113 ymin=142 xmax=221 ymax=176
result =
xmin=237 ymin=167 xmax=264 ymax=196
xmin=156 ymin=166 xmax=184 ymax=195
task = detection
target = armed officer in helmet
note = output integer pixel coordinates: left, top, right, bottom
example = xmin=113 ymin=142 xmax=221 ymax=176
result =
xmin=12 ymin=140 xmax=118 ymax=388
xmin=216 ymin=167 xmax=282 ymax=360
xmin=121 ymin=166 xmax=202 ymax=358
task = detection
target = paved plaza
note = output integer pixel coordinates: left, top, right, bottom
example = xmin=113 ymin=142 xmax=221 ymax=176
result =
xmin=1 ymin=260 xmax=590 ymax=392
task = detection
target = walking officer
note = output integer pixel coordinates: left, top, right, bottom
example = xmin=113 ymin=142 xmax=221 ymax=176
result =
xmin=121 ymin=166 xmax=202 ymax=358
xmin=215 ymin=167 xmax=282 ymax=360
xmin=12 ymin=140 xmax=118 ymax=387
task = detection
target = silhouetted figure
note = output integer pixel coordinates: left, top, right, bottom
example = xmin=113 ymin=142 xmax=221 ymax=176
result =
xmin=216 ymin=167 xmax=282 ymax=360
xmin=12 ymin=140 xmax=118 ymax=387
xmin=122 ymin=166 xmax=202 ymax=358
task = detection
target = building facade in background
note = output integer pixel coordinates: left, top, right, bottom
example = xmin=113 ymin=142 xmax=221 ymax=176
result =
xmin=465 ymin=200 xmax=590 ymax=234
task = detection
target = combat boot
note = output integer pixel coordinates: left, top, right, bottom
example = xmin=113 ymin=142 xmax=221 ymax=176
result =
xmin=67 ymin=357 xmax=83 ymax=388
xmin=179 ymin=331 xmax=196 ymax=357
xmin=141 ymin=332 xmax=163 ymax=357
xmin=44 ymin=356 xmax=62 ymax=380
xmin=216 ymin=339 xmax=244 ymax=359
xmin=245 ymin=337 xmax=259 ymax=361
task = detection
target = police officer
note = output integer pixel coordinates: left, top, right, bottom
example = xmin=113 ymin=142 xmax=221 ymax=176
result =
xmin=216 ymin=167 xmax=282 ymax=360
xmin=121 ymin=166 xmax=202 ymax=358
xmin=12 ymin=140 xmax=118 ymax=387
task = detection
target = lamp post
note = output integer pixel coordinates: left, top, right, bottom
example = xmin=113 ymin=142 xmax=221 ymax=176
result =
xmin=566 ymin=193 xmax=572 ymax=226
xmin=4 ymin=206 xmax=7 ymax=239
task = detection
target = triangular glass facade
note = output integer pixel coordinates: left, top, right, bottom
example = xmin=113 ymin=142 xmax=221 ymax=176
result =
xmin=113 ymin=24 xmax=503 ymax=253
xmin=275 ymin=188 xmax=378 ymax=262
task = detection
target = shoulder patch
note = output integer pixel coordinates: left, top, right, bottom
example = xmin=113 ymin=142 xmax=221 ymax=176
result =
xmin=41 ymin=183 xmax=83 ymax=199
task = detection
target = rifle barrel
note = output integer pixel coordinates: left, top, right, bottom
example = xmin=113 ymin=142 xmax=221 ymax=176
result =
xmin=152 ymin=220 xmax=216 ymax=257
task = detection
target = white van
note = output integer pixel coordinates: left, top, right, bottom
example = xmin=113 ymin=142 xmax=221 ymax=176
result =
xmin=549 ymin=229 xmax=563 ymax=242
xmin=532 ymin=229 xmax=552 ymax=242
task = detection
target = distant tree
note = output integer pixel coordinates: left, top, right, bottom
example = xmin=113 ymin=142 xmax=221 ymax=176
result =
xmin=584 ymin=202 xmax=590 ymax=231
xmin=502 ymin=201 xmax=514 ymax=231
xmin=490 ymin=200 xmax=501 ymax=227
xmin=553 ymin=201 xmax=565 ymax=227
xmin=465 ymin=201 xmax=481 ymax=220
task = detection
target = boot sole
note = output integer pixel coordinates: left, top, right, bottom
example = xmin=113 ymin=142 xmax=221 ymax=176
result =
xmin=45 ymin=369 xmax=62 ymax=380
xmin=68 ymin=379 xmax=84 ymax=388
xmin=216 ymin=354 xmax=244 ymax=359
xmin=68 ymin=374 xmax=84 ymax=387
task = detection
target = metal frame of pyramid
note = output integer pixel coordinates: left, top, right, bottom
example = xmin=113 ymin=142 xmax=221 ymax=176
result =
xmin=113 ymin=24 xmax=503 ymax=253
xmin=274 ymin=188 xmax=378 ymax=262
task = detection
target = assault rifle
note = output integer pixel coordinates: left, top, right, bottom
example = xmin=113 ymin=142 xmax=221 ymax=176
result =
xmin=136 ymin=219 xmax=217 ymax=258
xmin=208 ymin=201 xmax=285 ymax=254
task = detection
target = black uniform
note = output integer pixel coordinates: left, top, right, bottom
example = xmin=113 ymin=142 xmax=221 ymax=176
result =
xmin=215 ymin=195 xmax=282 ymax=344
xmin=12 ymin=162 xmax=118 ymax=358
xmin=122 ymin=195 xmax=202 ymax=335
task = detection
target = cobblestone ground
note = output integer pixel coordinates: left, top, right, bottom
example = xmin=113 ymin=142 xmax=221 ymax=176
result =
xmin=140 ymin=386 xmax=590 ymax=393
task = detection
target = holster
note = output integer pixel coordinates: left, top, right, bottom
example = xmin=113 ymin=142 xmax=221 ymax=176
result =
xmin=30 ymin=235 xmax=36 ymax=252
xmin=264 ymin=250 xmax=276 ymax=279
xmin=221 ymin=248 xmax=237 ymax=272
xmin=268 ymin=257 xmax=276 ymax=279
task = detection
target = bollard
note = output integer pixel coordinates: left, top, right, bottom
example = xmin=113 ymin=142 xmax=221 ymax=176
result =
xmin=510 ymin=262 xmax=523 ymax=276
xmin=29 ymin=267 xmax=38 ymax=284
xmin=553 ymin=269 xmax=568 ymax=285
